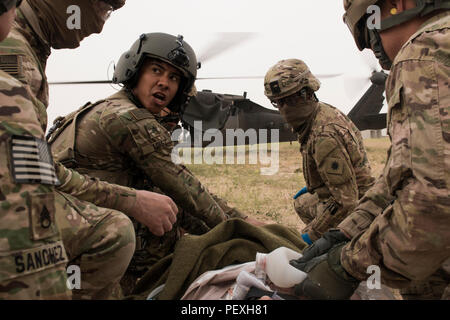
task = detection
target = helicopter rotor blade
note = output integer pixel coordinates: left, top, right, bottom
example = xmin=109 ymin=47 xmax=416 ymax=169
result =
xmin=197 ymin=76 xmax=262 ymax=80
xmin=343 ymin=50 xmax=380 ymax=99
xmin=197 ymin=32 xmax=258 ymax=64
xmin=197 ymin=73 xmax=342 ymax=80
xmin=49 ymin=80 xmax=113 ymax=85
xmin=50 ymin=32 xmax=344 ymax=85
xmin=360 ymin=50 xmax=380 ymax=72
xmin=50 ymin=73 xmax=343 ymax=85
xmin=344 ymin=75 xmax=371 ymax=100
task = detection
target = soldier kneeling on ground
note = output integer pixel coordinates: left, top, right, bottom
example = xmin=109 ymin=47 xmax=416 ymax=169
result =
xmin=48 ymin=32 xmax=265 ymax=295
xmin=289 ymin=0 xmax=450 ymax=300
xmin=264 ymin=58 xmax=375 ymax=245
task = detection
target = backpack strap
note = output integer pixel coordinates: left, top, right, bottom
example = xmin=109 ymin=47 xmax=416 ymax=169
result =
xmin=47 ymin=99 xmax=105 ymax=167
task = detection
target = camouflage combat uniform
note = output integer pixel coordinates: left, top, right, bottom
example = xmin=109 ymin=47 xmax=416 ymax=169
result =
xmin=48 ymin=88 xmax=238 ymax=289
xmin=0 ymin=70 xmax=70 ymax=299
xmin=295 ymin=102 xmax=375 ymax=241
xmin=338 ymin=11 xmax=450 ymax=299
xmin=0 ymin=7 xmax=137 ymax=299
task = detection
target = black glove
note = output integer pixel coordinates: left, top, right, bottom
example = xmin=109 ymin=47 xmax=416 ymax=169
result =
xmin=290 ymin=229 xmax=349 ymax=270
xmin=291 ymin=243 xmax=359 ymax=299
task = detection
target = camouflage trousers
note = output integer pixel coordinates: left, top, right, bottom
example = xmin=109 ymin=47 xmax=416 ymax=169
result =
xmin=294 ymin=192 xmax=321 ymax=225
xmin=400 ymin=257 xmax=450 ymax=300
xmin=120 ymin=207 xmax=211 ymax=296
xmin=120 ymin=192 xmax=242 ymax=296
xmin=55 ymin=191 xmax=135 ymax=300
xmin=294 ymin=192 xmax=348 ymax=241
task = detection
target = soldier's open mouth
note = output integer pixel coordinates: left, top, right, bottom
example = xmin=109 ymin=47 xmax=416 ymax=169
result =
xmin=153 ymin=93 xmax=166 ymax=104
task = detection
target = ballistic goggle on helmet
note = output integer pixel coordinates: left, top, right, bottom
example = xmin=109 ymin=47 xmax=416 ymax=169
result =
xmin=264 ymin=58 xmax=321 ymax=102
xmin=0 ymin=0 xmax=22 ymax=15
xmin=113 ymin=32 xmax=198 ymax=112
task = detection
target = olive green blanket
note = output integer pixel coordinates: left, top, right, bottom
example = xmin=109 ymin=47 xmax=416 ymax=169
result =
xmin=129 ymin=218 xmax=306 ymax=300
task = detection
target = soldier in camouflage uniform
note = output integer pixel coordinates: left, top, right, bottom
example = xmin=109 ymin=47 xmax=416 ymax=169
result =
xmin=264 ymin=59 xmax=375 ymax=245
xmin=290 ymin=0 xmax=450 ymax=300
xmin=1 ymin=0 xmax=181 ymax=299
xmin=0 ymin=0 xmax=71 ymax=300
xmin=48 ymin=33 xmax=255 ymax=294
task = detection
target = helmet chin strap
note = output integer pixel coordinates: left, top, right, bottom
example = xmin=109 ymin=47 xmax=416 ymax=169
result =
xmin=368 ymin=28 xmax=392 ymax=70
xmin=176 ymin=97 xmax=190 ymax=116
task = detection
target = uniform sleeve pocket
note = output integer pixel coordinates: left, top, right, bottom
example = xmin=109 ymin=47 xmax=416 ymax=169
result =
xmin=323 ymin=157 xmax=351 ymax=185
xmin=385 ymin=85 xmax=412 ymax=192
xmin=127 ymin=122 xmax=157 ymax=156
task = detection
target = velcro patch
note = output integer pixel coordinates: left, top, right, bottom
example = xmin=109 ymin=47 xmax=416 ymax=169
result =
xmin=0 ymin=54 xmax=24 ymax=79
xmin=0 ymin=241 xmax=67 ymax=282
xmin=130 ymin=109 xmax=154 ymax=121
xmin=10 ymin=135 xmax=59 ymax=185
xmin=29 ymin=193 xmax=58 ymax=241
xmin=269 ymin=81 xmax=281 ymax=94
xmin=323 ymin=157 xmax=352 ymax=185
xmin=325 ymin=158 xmax=344 ymax=175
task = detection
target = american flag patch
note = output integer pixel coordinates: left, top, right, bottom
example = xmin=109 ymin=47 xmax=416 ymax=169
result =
xmin=10 ymin=135 xmax=60 ymax=185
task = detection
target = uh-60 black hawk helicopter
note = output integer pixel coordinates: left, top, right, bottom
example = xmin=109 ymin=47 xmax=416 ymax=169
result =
xmin=49 ymin=33 xmax=388 ymax=146
xmin=179 ymin=69 xmax=387 ymax=147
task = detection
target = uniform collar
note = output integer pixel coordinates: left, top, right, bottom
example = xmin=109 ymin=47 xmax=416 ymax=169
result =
xmin=121 ymin=88 xmax=146 ymax=109
xmin=404 ymin=11 xmax=449 ymax=50
xmin=416 ymin=10 xmax=450 ymax=35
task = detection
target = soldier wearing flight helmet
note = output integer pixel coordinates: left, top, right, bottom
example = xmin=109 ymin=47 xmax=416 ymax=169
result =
xmin=48 ymin=33 xmax=257 ymax=294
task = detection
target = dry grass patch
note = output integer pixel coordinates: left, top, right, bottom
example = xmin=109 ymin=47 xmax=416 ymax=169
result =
xmin=185 ymin=137 xmax=390 ymax=231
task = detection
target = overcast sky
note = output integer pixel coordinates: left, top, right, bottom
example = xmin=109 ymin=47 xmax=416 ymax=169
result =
xmin=46 ymin=0 xmax=385 ymax=130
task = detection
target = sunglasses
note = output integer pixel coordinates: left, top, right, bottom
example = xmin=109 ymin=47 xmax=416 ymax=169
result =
xmin=271 ymin=89 xmax=307 ymax=108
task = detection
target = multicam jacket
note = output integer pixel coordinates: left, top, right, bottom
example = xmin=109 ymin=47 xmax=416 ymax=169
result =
xmin=0 ymin=70 xmax=70 ymax=299
xmin=299 ymin=102 xmax=375 ymax=239
xmin=339 ymin=11 xmax=450 ymax=287
xmin=49 ymin=89 xmax=228 ymax=229
xmin=0 ymin=9 xmax=139 ymax=214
